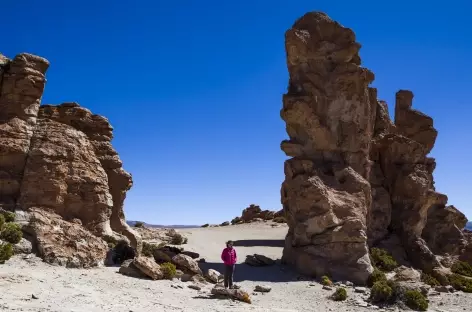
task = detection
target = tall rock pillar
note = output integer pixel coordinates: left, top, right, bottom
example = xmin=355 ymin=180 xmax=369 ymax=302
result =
xmin=280 ymin=12 xmax=377 ymax=284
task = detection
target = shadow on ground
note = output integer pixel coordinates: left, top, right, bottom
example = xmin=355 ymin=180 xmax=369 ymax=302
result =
xmin=232 ymin=239 xmax=285 ymax=248
xmin=199 ymin=261 xmax=299 ymax=283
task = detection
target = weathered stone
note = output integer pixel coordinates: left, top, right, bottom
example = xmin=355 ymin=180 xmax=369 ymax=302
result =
xmin=12 ymin=237 xmax=32 ymax=254
xmin=279 ymin=11 xmax=470 ymax=283
xmin=206 ymin=269 xmax=223 ymax=283
xmin=172 ymin=253 xmax=202 ymax=275
xmin=394 ymin=266 xmax=421 ymax=282
xmin=181 ymin=250 xmax=199 ymax=259
xmin=133 ymin=256 xmax=163 ymax=280
xmin=0 ymin=53 xmax=141 ymax=267
xmin=254 ymin=285 xmax=271 ymax=293
xmin=211 ymin=286 xmax=251 ymax=304
xmin=119 ymin=259 xmax=148 ymax=278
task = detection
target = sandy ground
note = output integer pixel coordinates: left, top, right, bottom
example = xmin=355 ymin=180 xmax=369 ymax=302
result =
xmin=1 ymin=223 xmax=472 ymax=312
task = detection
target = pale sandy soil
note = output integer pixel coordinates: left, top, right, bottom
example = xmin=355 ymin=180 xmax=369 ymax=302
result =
xmin=1 ymin=223 xmax=471 ymax=312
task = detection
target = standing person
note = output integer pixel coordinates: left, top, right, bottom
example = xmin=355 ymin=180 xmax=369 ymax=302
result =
xmin=221 ymin=240 xmax=237 ymax=289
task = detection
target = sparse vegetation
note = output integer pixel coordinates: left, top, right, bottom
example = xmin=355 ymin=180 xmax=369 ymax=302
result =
xmin=370 ymin=248 xmax=398 ymax=272
xmin=102 ymin=235 xmax=118 ymax=248
xmin=421 ymin=273 xmax=440 ymax=286
xmin=451 ymin=261 xmax=472 ymax=277
xmin=0 ymin=214 xmax=4 ymax=230
xmin=142 ymin=242 xmax=159 ymax=257
xmin=160 ymin=262 xmax=177 ymax=279
xmin=331 ymin=287 xmax=347 ymax=301
xmin=134 ymin=221 xmax=144 ymax=228
xmin=201 ymin=223 xmax=209 ymax=228
xmin=404 ymin=289 xmax=428 ymax=311
xmin=0 ymin=242 xmax=13 ymax=264
xmin=370 ymin=280 xmax=393 ymax=303
xmin=448 ymin=274 xmax=472 ymax=293
xmin=170 ymin=233 xmax=186 ymax=245
xmin=368 ymin=268 xmax=387 ymax=287
xmin=0 ymin=222 xmax=22 ymax=244
xmin=1 ymin=211 xmax=15 ymax=223
xmin=321 ymin=275 xmax=333 ymax=286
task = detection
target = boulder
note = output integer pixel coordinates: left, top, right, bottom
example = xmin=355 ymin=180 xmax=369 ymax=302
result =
xmin=133 ymin=256 xmax=163 ymax=280
xmin=211 ymin=285 xmax=251 ymax=304
xmin=394 ymin=266 xmax=421 ymax=282
xmin=119 ymin=259 xmax=148 ymax=278
xmin=172 ymin=253 xmax=202 ymax=275
xmin=206 ymin=269 xmax=223 ymax=283
xmin=254 ymin=285 xmax=271 ymax=293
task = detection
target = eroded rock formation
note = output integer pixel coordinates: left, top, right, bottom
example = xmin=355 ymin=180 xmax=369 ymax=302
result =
xmin=280 ymin=12 xmax=469 ymax=284
xmin=0 ymin=53 xmax=141 ymax=267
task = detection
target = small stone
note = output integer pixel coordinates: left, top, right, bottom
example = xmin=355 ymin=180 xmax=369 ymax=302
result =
xmin=435 ymin=285 xmax=449 ymax=293
xmin=345 ymin=281 xmax=354 ymax=287
xmin=188 ymin=284 xmax=202 ymax=291
xmin=32 ymin=294 xmax=39 ymax=299
xmin=322 ymin=285 xmax=333 ymax=291
xmin=254 ymin=285 xmax=271 ymax=293
xmin=355 ymin=287 xmax=367 ymax=293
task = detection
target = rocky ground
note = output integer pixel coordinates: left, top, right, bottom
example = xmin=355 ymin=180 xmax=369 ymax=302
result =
xmin=1 ymin=223 xmax=472 ymax=312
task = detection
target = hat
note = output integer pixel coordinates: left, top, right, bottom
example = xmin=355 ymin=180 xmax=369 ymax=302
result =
xmin=226 ymin=240 xmax=234 ymax=245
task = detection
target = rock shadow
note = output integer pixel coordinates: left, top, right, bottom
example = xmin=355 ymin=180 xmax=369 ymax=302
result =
xmin=232 ymin=239 xmax=285 ymax=248
xmin=199 ymin=261 xmax=298 ymax=283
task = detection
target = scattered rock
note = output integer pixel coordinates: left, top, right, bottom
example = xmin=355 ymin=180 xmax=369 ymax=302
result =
xmin=206 ymin=269 xmax=223 ymax=283
xmin=354 ymin=287 xmax=367 ymax=293
xmin=32 ymin=294 xmax=39 ymax=299
xmin=394 ymin=266 xmax=421 ymax=282
xmin=211 ymin=286 xmax=251 ymax=304
xmin=435 ymin=285 xmax=449 ymax=293
xmin=188 ymin=284 xmax=202 ymax=291
xmin=133 ymin=256 xmax=163 ymax=280
xmin=254 ymin=285 xmax=271 ymax=293
xmin=220 ymin=221 xmax=230 ymax=226
xmin=172 ymin=254 xmax=202 ymax=275
xmin=322 ymin=286 xmax=333 ymax=291
xmin=345 ymin=281 xmax=354 ymax=287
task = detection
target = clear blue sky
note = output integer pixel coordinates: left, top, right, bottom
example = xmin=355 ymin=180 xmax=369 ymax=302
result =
xmin=2 ymin=1 xmax=471 ymax=225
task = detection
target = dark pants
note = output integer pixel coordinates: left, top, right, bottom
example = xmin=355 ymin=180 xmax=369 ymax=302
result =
xmin=224 ymin=264 xmax=235 ymax=288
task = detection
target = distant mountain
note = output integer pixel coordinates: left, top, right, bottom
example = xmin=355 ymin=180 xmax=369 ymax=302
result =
xmin=466 ymin=222 xmax=472 ymax=231
xmin=126 ymin=220 xmax=198 ymax=229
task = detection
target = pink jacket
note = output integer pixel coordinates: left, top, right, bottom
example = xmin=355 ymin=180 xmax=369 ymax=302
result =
xmin=221 ymin=247 xmax=237 ymax=265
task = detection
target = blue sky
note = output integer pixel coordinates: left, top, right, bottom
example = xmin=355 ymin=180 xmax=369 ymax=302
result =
xmin=2 ymin=1 xmax=471 ymax=225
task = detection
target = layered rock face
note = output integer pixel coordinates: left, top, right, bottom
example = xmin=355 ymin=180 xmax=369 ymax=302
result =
xmin=0 ymin=53 xmax=141 ymax=267
xmin=280 ymin=12 xmax=469 ymax=283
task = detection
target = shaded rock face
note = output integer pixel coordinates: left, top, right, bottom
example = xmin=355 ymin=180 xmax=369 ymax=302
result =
xmin=280 ymin=12 xmax=469 ymax=283
xmin=0 ymin=53 xmax=141 ymax=267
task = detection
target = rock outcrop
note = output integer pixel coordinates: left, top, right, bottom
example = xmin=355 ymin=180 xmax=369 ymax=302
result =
xmin=0 ymin=53 xmax=141 ymax=267
xmin=280 ymin=12 xmax=469 ymax=284
xmin=231 ymin=204 xmax=285 ymax=224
